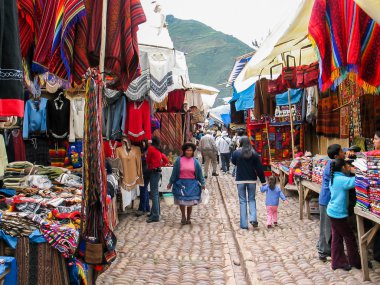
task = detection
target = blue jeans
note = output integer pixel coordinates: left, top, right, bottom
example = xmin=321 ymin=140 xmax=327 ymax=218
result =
xmin=237 ymin=183 xmax=257 ymax=228
xmin=138 ymin=175 xmax=151 ymax=213
xmin=149 ymin=172 xmax=161 ymax=221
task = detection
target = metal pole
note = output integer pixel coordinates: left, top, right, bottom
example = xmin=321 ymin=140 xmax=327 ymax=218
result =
xmin=288 ymin=89 xmax=295 ymax=160
xmin=99 ymin=0 xmax=108 ymax=79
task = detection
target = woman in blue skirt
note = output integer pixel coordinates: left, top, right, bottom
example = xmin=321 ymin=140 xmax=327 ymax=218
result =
xmin=167 ymin=143 xmax=205 ymax=225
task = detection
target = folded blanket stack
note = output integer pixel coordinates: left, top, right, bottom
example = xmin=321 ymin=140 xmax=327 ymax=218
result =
xmin=312 ymin=157 xmax=329 ymax=184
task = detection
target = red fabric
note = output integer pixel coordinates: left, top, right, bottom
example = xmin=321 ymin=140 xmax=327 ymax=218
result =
xmin=17 ymin=0 xmax=35 ymax=57
xmin=88 ymin=0 xmax=146 ymax=90
xmin=103 ymin=140 xmax=122 ymax=158
xmin=146 ymin=146 xmax=169 ymax=170
xmin=167 ymin=90 xmax=185 ymax=112
xmin=0 ymin=99 xmax=24 ymax=117
xmin=125 ymin=100 xmax=151 ymax=142
xmin=13 ymin=131 xmax=26 ymax=161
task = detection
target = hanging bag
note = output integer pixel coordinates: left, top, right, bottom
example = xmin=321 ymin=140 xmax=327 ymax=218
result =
xmin=296 ymin=46 xmax=319 ymax=88
xmin=282 ymin=55 xmax=297 ymax=88
xmin=267 ymin=63 xmax=285 ymax=95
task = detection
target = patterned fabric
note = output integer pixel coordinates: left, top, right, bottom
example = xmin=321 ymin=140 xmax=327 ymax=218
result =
xmin=25 ymin=139 xmax=50 ymax=166
xmin=125 ymin=51 xmax=150 ymax=101
xmin=17 ymin=0 xmax=35 ymax=57
xmin=15 ymin=238 xmax=70 ymax=285
xmin=88 ymin=0 xmax=146 ymax=90
xmin=360 ymin=94 xmax=380 ymax=138
xmin=309 ymin=0 xmax=380 ymax=93
xmin=349 ymin=98 xmax=362 ymax=141
xmin=316 ymin=92 xmax=340 ymax=137
xmin=153 ymin=113 xmax=183 ymax=155
xmin=0 ymin=0 xmax=24 ymax=117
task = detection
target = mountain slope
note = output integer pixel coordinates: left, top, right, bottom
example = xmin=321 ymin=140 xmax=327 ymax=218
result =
xmin=166 ymin=15 xmax=253 ymax=106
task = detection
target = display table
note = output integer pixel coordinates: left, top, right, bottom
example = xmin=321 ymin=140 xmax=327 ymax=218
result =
xmin=355 ymin=207 xmax=380 ymax=281
xmin=298 ymin=180 xmax=321 ymax=220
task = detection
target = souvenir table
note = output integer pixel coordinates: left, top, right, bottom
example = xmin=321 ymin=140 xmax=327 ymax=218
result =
xmin=298 ymin=180 xmax=321 ymax=220
xmin=354 ymin=207 xmax=380 ymax=281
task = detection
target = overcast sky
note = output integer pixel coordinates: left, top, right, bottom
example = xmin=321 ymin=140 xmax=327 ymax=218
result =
xmin=159 ymin=0 xmax=303 ymax=47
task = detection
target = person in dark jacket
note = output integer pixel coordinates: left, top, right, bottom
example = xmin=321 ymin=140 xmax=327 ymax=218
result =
xmin=231 ymin=136 xmax=266 ymax=229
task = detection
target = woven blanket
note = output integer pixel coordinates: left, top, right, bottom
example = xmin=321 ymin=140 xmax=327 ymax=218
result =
xmin=0 ymin=0 xmax=24 ymax=117
xmin=316 ymin=92 xmax=340 ymax=137
xmin=125 ymin=51 xmax=150 ymax=101
xmin=309 ymin=0 xmax=380 ymax=93
xmin=147 ymin=50 xmax=175 ymax=103
xmin=171 ymin=51 xmax=191 ymax=90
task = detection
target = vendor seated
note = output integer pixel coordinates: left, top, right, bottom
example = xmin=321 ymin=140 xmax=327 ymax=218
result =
xmin=294 ymin=145 xmax=304 ymax=158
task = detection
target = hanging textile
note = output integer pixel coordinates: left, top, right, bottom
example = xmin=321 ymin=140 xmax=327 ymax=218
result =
xmin=167 ymin=90 xmax=185 ymax=112
xmin=171 ymin=51 xmax=191 ymax=90
xmin=147 ymin=50 xmax=174 ymax=102
xmin=154 ymin=113 xmax=183 ymax=155
xmin=125 ymin=100 xmax=151 ymax=142
xmin=275 ymin=89 xmax=303 ymax=106
xmin=233 ymin=83 xmax=255 ymax=112
xmin=88 ymin=0 xmax=146 ymax=90
xmin=230 ymin=101 xmax=245 ymax=124
xmin=125 ymin=51 xmax=150 ymax=101
xmin=309 ymin=0 xmax=380 ymax=93
xmin=0 ymin=0 xmax=24 ymax=117
xmin=359 ymin=94 xmax=379 ymax=138
xmin=82 ymin=73 xmax=115 ymax=264
xmin=18 ymin=0 xmax=35 ymax=57
xmin=316 ymin=91 xmax=340 ymax=137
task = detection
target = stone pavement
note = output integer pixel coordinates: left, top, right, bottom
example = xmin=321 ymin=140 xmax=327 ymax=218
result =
xmin=217 ymin=174 xmax=380 ymax=285
xmin=97 ymin=174 xmax=380 ymax=285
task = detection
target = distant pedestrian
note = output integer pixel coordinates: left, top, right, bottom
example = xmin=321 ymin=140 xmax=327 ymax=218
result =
xmin=216 ymin=131 xmax=232 ymax=173
xmin=260 ymin=176 xmax=288 ymax=228
xmin=167 ymin=143 xmax=206 ymax=225
xmin=232 ymin=136 xmax=266 ymax=229
xmin=199 ymin=130 xmax=219 ymax=178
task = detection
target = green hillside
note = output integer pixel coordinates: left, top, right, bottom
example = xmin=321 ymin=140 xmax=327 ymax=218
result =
xmin=166 ymin=15 xmax=253 ymax=106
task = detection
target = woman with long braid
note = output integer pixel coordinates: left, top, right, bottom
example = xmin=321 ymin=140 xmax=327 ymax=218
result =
xmin=327 ymin=159 xmax=361 ymax=271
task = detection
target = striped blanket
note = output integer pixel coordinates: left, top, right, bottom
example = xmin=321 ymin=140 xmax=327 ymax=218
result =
xmin=309 ymin=0 xmax=380 ymax=93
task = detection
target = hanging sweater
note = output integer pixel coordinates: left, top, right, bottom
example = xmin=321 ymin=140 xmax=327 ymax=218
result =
xmin=124 ymin=100 xmax=151 ymax=142
xmin=46 ymin=96 xmax=70 ymax=139
xmin=22 ymin=98 xmax=48 ymax=139
xmin=116 ymin=145 xmax=144 ymax=190
xmin=102 ymin=90 xmax=127 ymax=141
xmin=68 ymin=96 xmax=85 ymax=142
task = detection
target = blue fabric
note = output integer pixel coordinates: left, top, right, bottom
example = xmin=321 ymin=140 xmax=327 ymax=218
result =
xmin=0 ymin=189 xmax=16 ymax=197
xmin=319 ymin=160 xmax=332 ymax=206
xmin=234 ymin=83 xmax=256 ymax=111
xmin=0 ymin=256 xmax=17 ymax=285
xmin=275 ymin=89 xmax=302 ymax=106
xmin=221 ymin=114 xmax=231 ymax=126
xmin=208 ymin=119 xmax=215 ymax=126
xmin=149 ymin=172 xmax=161 ymax=221
xmin=173 ymin=179 xmax=201 ymax=201
xmin=169 ymin=157 xmax=205 ymax=187
xmin=22 ymin=98 xmax=48 ymax=139
xmin=67 ymin=258 xmax=80 ymax=285
xmin=231 ymin=149 xmax=266 ymax=183
xmin=237 ymin=183 xmax=257 ymax=228
xmin=327 ymin=172 xmax=355 ymax=219
xmin=260 ymin=185 xmax=287 ymax=206
xmin=29 ymin=230 xmax=46 ymax=244
xmin=0 ymin=231 xmax=17 ymax=249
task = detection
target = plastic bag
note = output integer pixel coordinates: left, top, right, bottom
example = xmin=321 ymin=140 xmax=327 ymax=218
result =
xmin=202 ymin=189 xmax=210 ymax=205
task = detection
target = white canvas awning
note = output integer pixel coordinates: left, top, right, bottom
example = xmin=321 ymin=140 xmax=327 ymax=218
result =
xmin=189 ymin=83 xmax=219 ymax=95
xmin=234 ymin=0 xmax=317 ymax=92
xmin=354 ymin=0 xmax=380 ymax=24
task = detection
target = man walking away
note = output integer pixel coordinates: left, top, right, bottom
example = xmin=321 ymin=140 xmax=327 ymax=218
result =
xmin=199 ymin=130 xmax=219 ymax=178
xmin=217 ymin=131 xmax=232 ymax=173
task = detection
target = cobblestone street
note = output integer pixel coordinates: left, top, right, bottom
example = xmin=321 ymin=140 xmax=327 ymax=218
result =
xmin=98 ymin=174 xmax=380 ymax=285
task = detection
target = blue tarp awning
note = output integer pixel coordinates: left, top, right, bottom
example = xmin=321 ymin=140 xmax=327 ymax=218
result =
xmin=275 ymin=89 xmax=302 ymax=106
xmin=231 ymin=82 xmax=256 ymax=111
xmin=221 ymin=114 xmax=231 ymax=126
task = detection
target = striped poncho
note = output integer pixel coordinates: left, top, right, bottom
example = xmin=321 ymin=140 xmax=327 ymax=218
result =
xmin=309 ymin=0 xmax=380 ymax=93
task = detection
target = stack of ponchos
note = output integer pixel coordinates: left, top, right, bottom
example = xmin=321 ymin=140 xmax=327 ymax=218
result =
xmin=355 ymin=170 xmax=371 ymax=210
xmin=3 ymin=161 xmax=33 ymax=189
xmin=312 ymin=157 xmax=329 ymax=184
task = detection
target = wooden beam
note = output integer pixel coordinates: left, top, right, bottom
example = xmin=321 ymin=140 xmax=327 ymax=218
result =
xmin=99 ymin=0 xmax=108 ymax=78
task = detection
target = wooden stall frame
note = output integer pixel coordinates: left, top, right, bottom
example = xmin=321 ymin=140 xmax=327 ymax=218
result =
xmin=355 ymin=207 xmax=380 ymax=281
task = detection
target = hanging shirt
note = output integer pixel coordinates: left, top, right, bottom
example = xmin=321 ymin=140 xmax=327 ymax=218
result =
xmin=68 ymin=96 xmax=85 ymax=142
xmin=46 ymin=96 xmax=70 ymax=139
xmin=125 ymin=100 xmax=152 ymax=142
xmin=22 ymin=98 xmax=48 ymax=139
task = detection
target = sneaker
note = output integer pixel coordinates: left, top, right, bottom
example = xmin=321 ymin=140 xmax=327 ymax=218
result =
xmin=267 ymin=225 xmax=272 ymax=229
xmin=135 ymin=211 xmax=144 ymax=217
xmin=250 ymin=221 xmax=259 ymax=228
xmin=146 ymin=218 xmax=159 ymax=223
xmin=332 ymin=265 xmax=351 ymax=271
xmin=319 ymin=256 xmax=327 ymax=262
xmin=212 ymin=173 xmax=219 ymax=177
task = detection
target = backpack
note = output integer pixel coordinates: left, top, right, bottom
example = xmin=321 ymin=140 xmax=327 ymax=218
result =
xmin=229 ymin=140 xmax=237 ymax=153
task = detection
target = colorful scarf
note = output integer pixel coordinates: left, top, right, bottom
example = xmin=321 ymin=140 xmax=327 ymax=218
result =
xmin=309 ymin=0 xmax=380 ymax=93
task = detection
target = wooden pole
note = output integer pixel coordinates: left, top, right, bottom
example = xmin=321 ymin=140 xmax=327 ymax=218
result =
xmin=265 ymin=118 xmax=272 ymax=165
xmin=288 ymin=89 xmax=295 ymax=160
xmin=99 ymin=0 xmax=108 ymax=79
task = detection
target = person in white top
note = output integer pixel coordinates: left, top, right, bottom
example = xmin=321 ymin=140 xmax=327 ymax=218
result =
xmin=199 ymin=130 xmax=219 ymax=178
xmin=216 ymin=131 xmax=232 ymax=173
